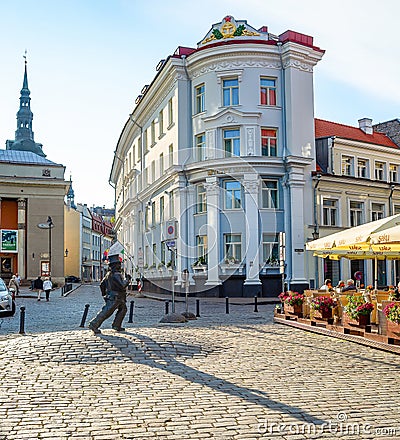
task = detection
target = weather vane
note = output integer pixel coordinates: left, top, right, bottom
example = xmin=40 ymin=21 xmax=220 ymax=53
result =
xmin=23 ymin=49 xmax=27 ymax=64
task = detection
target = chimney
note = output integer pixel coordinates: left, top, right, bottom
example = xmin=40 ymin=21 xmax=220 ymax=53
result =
xmin=358 ymin=118 xmax=373 ymax=135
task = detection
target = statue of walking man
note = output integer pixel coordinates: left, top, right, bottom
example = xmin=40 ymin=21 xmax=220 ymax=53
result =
xmin=89 ymin=253 xmax=131 ymax=334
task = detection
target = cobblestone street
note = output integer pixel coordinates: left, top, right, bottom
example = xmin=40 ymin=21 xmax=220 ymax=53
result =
xmin=0 ymin=284 xmax=399 ymax=439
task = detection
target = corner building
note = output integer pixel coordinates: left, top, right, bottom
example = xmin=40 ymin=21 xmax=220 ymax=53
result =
xmin=110 ymin=16 xmax=324 ymax=297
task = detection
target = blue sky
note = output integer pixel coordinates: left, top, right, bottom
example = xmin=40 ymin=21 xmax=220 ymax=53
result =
xmin=0 ymin=0 xmax=399 ymax=207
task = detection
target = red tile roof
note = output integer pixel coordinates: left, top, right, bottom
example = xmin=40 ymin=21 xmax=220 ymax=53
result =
xmin=315 ymin=118 xmax=398 ymax=149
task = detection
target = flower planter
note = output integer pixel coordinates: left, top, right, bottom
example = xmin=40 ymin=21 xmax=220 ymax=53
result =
xmin=284 ymin=303 xmax=303 ymax=317
xmin=342 ymin=312 xmax=371 ymax=328
xmin=313 ymin=309 xmax=333 ymax=321
xmin=386 ymin=320 xmax=400 ymax=339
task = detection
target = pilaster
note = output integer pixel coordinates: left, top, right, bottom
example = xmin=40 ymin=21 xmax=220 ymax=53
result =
xmin=17 ymin=198 xmax=27 ymax=278
xmin=204 ymin=176 xmax=221 ymax=286
xmin=285 ymin=156 xmax=312 ymax=286
xmin=242 ymin=175 xmax=261 ymax=295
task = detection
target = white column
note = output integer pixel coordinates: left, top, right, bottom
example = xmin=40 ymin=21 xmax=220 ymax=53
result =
xmin=204 ymin=176 xmax=221 ymax=286
xmin=17 ymin=198 xmax=27 ymax=279
xmin=286 ymin=157 xmax=311 ymax=286
xmin=175 ymin=179 xmax=186 ymax=284
xmin=186 ymin=185 xmax=196 ymax=284
xmin=206 ymin=129 xmax=217 ymax=160
xmin=242 ymin=175 xmax=262 ymax=294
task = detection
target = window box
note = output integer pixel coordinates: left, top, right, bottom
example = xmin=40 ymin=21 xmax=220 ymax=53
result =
xmin=192 ymin=263 xmax=207 ymax=274
xmin=220 ymin=263 xmax=244 ymax=275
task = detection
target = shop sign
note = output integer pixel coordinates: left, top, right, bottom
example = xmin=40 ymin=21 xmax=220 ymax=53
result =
xmin=1 ymin=230 xmax=18 ymax=252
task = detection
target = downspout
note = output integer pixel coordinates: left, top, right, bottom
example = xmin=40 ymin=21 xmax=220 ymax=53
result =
xmin=181 ymin=54 xmax=192 ymax=277
xmin=313 ymin=174 xmax=322 ymax=287
xmin=389 ymin=184 xmax=395 ymax=216
xmin=389 ymin=184 xmax=396 ymax=284
xmin=277 ymin=41 xmax=291 ymax=287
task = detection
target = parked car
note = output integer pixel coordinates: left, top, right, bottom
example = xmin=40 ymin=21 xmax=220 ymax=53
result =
xmin=65 ymin=276 xmax=81 ymax=283
xmin=0 ymin=277 xmax=16 ymax=317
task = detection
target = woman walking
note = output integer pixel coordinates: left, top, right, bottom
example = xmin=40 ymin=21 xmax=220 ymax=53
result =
xmin=43 ymin=277 xmax=53 ymax=302
xmin=8 ymin=275 xmax=19 ymax=296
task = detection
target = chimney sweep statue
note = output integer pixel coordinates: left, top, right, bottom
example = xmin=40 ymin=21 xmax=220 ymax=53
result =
xmin=89 ymin=253 xmax=131 ymax=334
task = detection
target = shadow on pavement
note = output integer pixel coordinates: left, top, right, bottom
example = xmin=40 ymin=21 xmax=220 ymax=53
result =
xmin=77 ymin=330 xmax=328 ymax=426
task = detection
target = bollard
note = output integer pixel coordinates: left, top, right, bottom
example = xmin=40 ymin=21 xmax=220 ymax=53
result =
xmin=165 ymin=300 xmax=169 ymax=315
xmin=225 ymin=296 xmax=229 ymax=314
xmin=254 ymin=295 xmax=258 ymax=312
xmin=19 ymin=306 xmax=26 ymax=334
xmin=79 ymin=304 xmax=90 ymax=328
xmin=196 ymin=299 xmax=200 ymax=317
xmin=128 ymin=300 xmax=135 ymax=323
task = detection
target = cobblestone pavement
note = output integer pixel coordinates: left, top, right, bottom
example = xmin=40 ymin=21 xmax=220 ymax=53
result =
xmin=0 ymin=284 xmax=399 ymax=439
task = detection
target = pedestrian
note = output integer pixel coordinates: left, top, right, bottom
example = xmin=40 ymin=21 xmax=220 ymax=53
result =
xmin=43 ymin=277 xmax=53 ymax=302
xmin=34 ymin=276 xmax=44 ymax=301
xmin=319 ymin=279 xmax=333 ymax=292
xmin=335 ymin=280 xmax=345 ymax=294
xmin=8 ymin=275 xmax=19 ymax=296
xmin=342 ymin=279 xmax=357 ymax=293
xmin=88 ymin=254 xmax=131 ymax=334
xmin=15 ymin=273 xmax=21 ymax=286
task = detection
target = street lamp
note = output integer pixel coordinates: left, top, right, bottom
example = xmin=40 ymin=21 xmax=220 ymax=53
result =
xmin=64 ymin=249 xmax=69 ymax=258
xmin=47 ymin=216 xmax=53 ymax=276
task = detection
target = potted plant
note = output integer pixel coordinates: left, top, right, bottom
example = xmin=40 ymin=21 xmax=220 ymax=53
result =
xmin=157 ymin=262 xmax=165 ymax=272
xmin=343 ymin=295 xmax=374 ymax=327
xmin=192 ymin=257 xmax=207 ymax=274
xmin=310 ymin=296 xmax=335 ymax=321
xmin=279 ymin=291 xmax=305 ymax=317
xmin=383 ymin=301 xmax=400 ymax=338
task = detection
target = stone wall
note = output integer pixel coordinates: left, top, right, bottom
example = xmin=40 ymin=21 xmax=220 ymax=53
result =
xmin=373 ymin=119 xmax=400 ymax=147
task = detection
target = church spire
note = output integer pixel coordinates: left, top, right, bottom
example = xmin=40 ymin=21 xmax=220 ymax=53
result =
xmin=67 ymin=175 xmax=77 ymax=209
xmin=15 ymin=52 xmax=34 ymax=142
xmin=6 ymin=53 xmax=46 ymax=157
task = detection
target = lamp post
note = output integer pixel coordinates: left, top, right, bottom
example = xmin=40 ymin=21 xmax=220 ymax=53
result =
xmin=47 ymin=216 xmax=53 ymax=276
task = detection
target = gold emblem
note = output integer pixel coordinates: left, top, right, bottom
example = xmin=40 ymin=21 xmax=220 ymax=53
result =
xmin=201 ymin=16 xmax=260 ymax=45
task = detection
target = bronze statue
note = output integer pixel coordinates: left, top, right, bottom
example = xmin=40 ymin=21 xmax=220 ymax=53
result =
xmin=88 ymin=254 xmax=131 ymax=334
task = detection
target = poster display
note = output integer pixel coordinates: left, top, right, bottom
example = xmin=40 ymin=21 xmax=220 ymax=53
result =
xmin=1 ymin=230 xmax=18 ymax=253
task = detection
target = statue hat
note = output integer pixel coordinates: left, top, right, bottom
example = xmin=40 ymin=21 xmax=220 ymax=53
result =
xmin=108 ymin=254 xmax=121 ymax=265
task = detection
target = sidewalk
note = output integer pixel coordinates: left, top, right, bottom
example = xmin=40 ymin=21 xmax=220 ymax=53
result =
xmin=17 ymin=283 xmax=82 ymax=299
xmin=139 ymin=290 xmax=280 ymax=305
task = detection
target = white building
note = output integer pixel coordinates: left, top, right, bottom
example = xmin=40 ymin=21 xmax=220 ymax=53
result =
xmin=110 ymin=16 xmax=324 ymax=297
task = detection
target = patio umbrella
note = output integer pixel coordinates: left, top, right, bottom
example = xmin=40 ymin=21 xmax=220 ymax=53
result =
xmin=306 ymin=214 xmax=400 ymax=252
xmin=307 ymin=214 xmax=400 ymax=290
xmin=370 ymin=224 xmax=400 ymax=245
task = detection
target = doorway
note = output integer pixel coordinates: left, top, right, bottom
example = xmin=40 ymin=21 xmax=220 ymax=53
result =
xmin=1 ymin=257 xmax=13 ymax=280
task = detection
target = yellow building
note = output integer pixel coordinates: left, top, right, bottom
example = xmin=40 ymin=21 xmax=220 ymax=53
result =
xmin=64 ymin=203 xmax=82 ymax=279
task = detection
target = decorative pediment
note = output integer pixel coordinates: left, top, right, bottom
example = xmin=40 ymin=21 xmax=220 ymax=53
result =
xmin=202 ymin=107 xmax=261 ymax=127
xmin=199 ymin=15 xmax=263 ymax=47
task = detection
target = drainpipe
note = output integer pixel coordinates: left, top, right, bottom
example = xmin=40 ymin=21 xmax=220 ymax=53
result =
xmin=389 ymin=184 xmax=396 ymax=284
xmin=180 ymin=54 xmax=192 ymax=279
xmin=313 ymin=174 xmax=322 ymax=287
xmin=389 ymin=184 xmax=395 ymax=216
xmin=277 ymin=40 xmax=291 ymax=287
